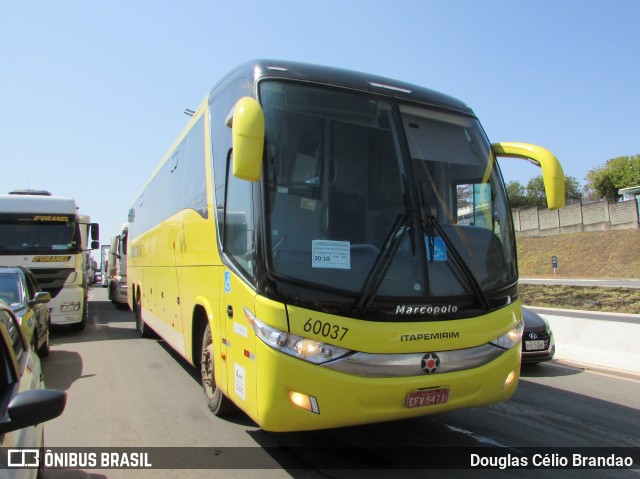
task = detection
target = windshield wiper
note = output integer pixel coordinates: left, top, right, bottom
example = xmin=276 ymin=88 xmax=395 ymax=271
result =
xmin=422 ymin=210 xmax=491 ymax=312
xmin=354 ymin=213 xmax=411 ymax=314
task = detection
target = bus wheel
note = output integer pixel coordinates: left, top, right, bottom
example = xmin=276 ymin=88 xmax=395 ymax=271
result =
xmin=201 ymin=323 xmax=235 ymax=416
xmin=135 ymin=293 xmax=152 ymax=338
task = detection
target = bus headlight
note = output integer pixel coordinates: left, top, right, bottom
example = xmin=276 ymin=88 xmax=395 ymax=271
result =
xmin=490 ymin=318 xmax=524 ymax=350
xmin=245 ymin=307 xmax=352 ymax=364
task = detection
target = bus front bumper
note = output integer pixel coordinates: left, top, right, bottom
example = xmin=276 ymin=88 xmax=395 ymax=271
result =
xmin=253 ymin=341 xmax=521 ymax=432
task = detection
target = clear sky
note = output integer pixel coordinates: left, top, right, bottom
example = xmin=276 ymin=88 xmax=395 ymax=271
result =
xmin=1 ymin=0 xmax=638 ymax=249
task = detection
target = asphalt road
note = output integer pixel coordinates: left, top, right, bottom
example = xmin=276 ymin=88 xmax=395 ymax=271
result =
xmin=39 ymin=287 xmax=640 ymax=478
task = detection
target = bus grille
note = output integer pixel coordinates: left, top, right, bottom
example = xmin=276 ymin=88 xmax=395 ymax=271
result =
xmin=524 ymin=330 xmax=550 ymax=342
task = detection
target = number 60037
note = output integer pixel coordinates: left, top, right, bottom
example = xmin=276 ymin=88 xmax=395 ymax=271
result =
xmin=303 ymin=318 xmax=349 ymax=341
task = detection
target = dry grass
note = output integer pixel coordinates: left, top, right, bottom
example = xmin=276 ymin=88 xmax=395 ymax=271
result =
xmin=516 ymin=230 xmax=640 ymax=313
xmin=516 ymin=229 xmax=640 ymax=279
xmin=519 ymin=284 xmax=640 ymax=314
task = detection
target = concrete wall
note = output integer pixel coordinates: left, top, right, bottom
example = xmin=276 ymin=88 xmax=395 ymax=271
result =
xmin=513 ymin=200 xmax=639 ymax=237
xmin=538 ymin=311 xmax=640 ymax=376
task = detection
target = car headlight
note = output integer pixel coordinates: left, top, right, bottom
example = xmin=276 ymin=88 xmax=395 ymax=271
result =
xmin=244 ymin=307 xmax=352 ymax=364
xmin=490 ymin=318 xmax=524 ymax=350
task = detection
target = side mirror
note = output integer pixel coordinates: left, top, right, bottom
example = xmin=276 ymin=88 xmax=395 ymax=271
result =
xmin=91 ymin=223 xmax=100 ymax=241
xmin=226 ymin=97 xmax=265 ymax=182
xmin=91 ymin=240 xmax=100 ymax=250
xmin=0 ymin=389 xmax=67 ymax=434
xmin=492 ymin=142 xmax=565 ymax=210
xmin=34 ymin=291 xmax=51 ymax=304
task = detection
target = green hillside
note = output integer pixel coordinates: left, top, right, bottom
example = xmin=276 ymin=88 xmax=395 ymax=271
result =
xmin=516 ymin=229 xmax=640 ymax=313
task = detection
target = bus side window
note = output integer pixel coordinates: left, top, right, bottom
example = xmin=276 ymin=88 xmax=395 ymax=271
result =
xmin=224 ymin=152 xmax=256 ymax=279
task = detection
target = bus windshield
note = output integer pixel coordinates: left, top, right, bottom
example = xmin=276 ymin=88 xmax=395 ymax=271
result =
xmin=261 ymin=81 xmax=516 ymax=316
xmin=0 ymin=215 xmax=80 ymax=254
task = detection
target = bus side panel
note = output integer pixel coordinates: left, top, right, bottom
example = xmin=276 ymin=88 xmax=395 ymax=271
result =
xmin=219 ymin=268 xmax=259 ymax=422
xmin=150 ymin=217 xmax=185 ymax=355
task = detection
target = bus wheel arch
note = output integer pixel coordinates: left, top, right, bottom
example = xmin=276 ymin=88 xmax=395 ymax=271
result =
xmin=196 ymin=310 xmax=235 ymax=416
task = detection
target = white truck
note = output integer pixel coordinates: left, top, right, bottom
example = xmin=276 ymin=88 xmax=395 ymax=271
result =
xmin=99 ymin=244 xmax=110 ymax=287
xmin=107 ymin=223 xmax=128 ymax=307
xmin=0 ymin=190 xmax=99 ymax=330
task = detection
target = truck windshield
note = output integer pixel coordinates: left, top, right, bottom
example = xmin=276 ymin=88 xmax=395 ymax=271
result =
xmin=0 ymin=215 xmax=80 ymax=254
xmin=261 ymin=81 xmax=517 ymax=315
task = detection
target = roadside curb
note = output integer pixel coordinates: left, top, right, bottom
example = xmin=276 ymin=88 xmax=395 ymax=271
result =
xmin=551 ymin=358 xmax=640 ymax=382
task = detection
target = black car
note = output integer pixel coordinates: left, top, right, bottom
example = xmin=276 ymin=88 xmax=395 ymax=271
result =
xmin=0 ymin=266 xmax=52 ymax=357
xmin=521 ymin=307 xmax=555 ymax=364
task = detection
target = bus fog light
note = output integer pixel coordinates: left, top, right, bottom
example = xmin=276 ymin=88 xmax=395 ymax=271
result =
xmin=289 ymin=391 xmax=320 ymax=414
xmin=504 ymin=369 xmax=517 ymax=388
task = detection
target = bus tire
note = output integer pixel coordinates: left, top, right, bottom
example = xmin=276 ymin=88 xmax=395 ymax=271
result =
xmin=135 ymin=291 xmax=153 ymax=338
xmin=201 ymin=323 xmax=235 ymax=416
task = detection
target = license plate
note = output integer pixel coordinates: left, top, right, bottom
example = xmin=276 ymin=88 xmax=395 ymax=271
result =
xmin=406 ymin=388 xmax=449 ymax=408
xmin=525 ymin=340 xmax=545 ymax=351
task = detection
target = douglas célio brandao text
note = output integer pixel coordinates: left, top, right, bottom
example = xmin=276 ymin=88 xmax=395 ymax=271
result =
xmin=470 ymin=452 xmax=635 ymax=469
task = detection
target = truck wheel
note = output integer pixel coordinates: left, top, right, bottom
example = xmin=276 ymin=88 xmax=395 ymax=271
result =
xmin=201 ymin=323 xmax=235 ymax=416
xmin=71 ymin=320 xmax=85 ymax=331
xmin=71 ymin=302 xmax=88 ymax=331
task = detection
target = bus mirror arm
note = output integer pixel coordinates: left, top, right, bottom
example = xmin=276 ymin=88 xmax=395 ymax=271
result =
xmin=491 ymin=142 xmax=565 ymax=210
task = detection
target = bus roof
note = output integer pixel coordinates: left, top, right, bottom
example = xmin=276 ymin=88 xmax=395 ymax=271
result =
xmin=210 ymin=59 xmax=475 ymax=116
xmin=0 ymin=194 xmax=78 ymax=215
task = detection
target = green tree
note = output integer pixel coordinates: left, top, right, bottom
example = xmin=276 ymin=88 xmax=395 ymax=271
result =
xmin=505 ymin=181 xmax=528 ymax=208
xmin=564 ymin=176 xmax=583 ymax=204
xmin=506 ymin=175 xmax=582 ymax=209
xmin=585 ymin=155 xmax=640 ymax=202
xmin=526 ymin=176 xmax=547 ymax=207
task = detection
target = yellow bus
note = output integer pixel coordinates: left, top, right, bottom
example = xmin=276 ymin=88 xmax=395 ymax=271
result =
xmin=127 ymin=60 xmax=564 ymax=432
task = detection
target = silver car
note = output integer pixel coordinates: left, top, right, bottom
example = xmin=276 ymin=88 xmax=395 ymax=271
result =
xmin=0 ymin=300 xmax=66 ymax=478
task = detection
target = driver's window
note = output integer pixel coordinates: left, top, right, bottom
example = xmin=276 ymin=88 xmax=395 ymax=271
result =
xmin=456 ymin=183 xmax=493 ymax=229
xmin=224 ymin=152 xmax=256 ymax=279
